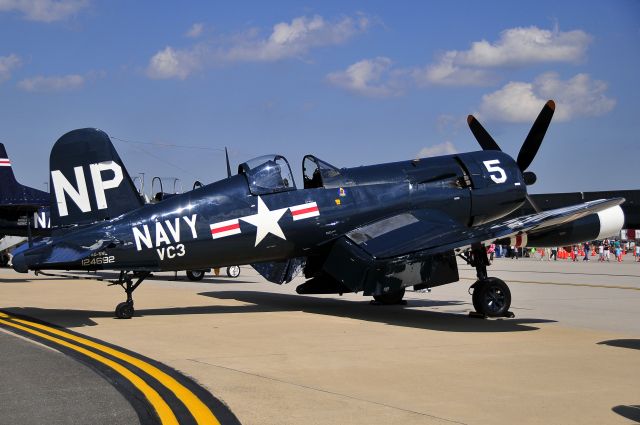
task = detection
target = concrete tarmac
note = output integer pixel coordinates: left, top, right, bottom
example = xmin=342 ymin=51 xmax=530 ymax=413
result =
xmin=0 ymin=256 xmax=639 ymax=424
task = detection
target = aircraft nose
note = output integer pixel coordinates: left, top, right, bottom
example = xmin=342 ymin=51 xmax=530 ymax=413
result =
xmin=12 ymin=252 xmax=29 ymax=273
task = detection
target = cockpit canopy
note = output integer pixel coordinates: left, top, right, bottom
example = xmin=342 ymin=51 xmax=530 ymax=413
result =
xmin=303 ymin=155 xmax=347 ymax=189
xmin=238 ymin=155 xmax=296 ymax=195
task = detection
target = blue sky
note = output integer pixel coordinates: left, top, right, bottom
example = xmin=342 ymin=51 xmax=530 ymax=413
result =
xmin=0 ymin=0 xmax=638 ymax=194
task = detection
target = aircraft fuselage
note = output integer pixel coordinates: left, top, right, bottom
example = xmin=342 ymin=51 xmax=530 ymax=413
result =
xmin=14 ymin=149 xmax=526 ymax=273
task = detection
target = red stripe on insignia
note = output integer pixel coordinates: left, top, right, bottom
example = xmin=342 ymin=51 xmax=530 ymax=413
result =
xmin=292 ymin=206 xmax=318 ymax=216
xmin=211 ymin=223 xmax=240 ymax=234
xmin=0 ymin=160 xmax=10 ymax=164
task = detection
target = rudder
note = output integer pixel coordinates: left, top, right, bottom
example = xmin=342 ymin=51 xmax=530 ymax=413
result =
xmin=49 ymin=128 xmax=143 ymax=228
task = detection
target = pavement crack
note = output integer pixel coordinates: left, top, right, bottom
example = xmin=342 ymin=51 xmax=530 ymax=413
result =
xmin=186 ymin=358 xmax=469 ymax=425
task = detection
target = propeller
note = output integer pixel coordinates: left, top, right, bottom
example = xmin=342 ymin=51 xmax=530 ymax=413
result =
xmin=467 ymin=100 xmax=556 ymax=212
xmin=467 ymin=100 xmax=555 ymax=176
xmin=467 ymin=115 xmax=501 ymax=151
xmin=516 ymin=100 xmax=555 ymax=172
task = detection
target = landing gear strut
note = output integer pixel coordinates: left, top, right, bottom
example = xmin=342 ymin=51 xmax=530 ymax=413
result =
xmin=459 ymin=244 xmax=514 ymax=318
xmin=111 ymin=271 xmax=150 ymax=319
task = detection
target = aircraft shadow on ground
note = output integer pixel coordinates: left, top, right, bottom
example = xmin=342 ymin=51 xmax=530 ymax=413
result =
xmin=612 ymin=405 xmax=640 ymax=422
xmin=598 ymin=339 xmax=640 ymax=351
xmin=3 ymin=290 xmax=555 ymax=332
xmin=196 ymin=290 xmax=553 ymax=333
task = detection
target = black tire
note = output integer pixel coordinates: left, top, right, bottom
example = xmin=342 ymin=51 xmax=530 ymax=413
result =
xmin=473 ymin=277 xmax=511 ymax=317
xmin=186 ymin=270 xmax=205 ymax=281
xmin=471 ymin=280 xmax=484 ymax=313
xmin=115 ymin=302 xmax=134 ymax=319
xmin=373 ymin=287 xmax=406 ymax=305
xmin=226 ymin=265 xmax=240 ymax=278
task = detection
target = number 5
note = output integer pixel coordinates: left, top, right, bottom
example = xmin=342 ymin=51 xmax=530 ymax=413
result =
xmin=482 ymin=160 xmax=507 ymax=184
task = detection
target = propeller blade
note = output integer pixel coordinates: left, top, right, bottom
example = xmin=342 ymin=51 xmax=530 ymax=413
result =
xmin=467 ymin=115 xmax=502 ymax=151
xmin=516 ymin=100 xmax=555 ymax=171
xmin=526 ymin=194 xmax=542 ymax=213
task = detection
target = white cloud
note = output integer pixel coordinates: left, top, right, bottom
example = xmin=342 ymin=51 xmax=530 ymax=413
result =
xmin=477 ymin=72 xmax=615 ymax=122
xmin=421 ymin=26 xmax=591 ymax=86
xmin=225 ymin=14 xmax=369 ymax=62
xmin=186 ymin=22 xmax=204 ymax=38
xmin=146 ymin=46 xmax=203 ymax=80
xmin=326 ymin=57 xmax=403 ymax=98
xmin=417 ymin=141 xmax=457 ymax=158
xmin=0 ymin=0 xmax=88 ymax=22
xmin=146 ymin=14 xmax=369 ymax=79
xmin=414 ymin=51 xmax=496 ymax=87
xmin=456 ymin=26 xmax=590 ymax=67
xmin=0 ymin=54 xmax=21 ymax=82
xmin=17 ymin=73 xmax=85 ymax=92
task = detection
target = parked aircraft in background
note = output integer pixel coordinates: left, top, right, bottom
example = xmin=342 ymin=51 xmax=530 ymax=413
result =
xmin=11 ymin=101 xmax=625 ymax=319
xmin=0 ymin=143 xmax=50 ymax=265
xmin=0 ymin=143 xmax=50 ymax=239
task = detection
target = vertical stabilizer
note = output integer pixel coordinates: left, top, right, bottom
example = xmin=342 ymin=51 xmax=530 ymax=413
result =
xmin=49 ymin=128 xmax=143 ymax=228
xmin=0 ymin=143 xmax=48 ymax=207
xmin=0 ymin=143 xmax=17 ymax=184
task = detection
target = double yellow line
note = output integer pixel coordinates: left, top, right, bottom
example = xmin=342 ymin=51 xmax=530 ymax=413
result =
xmin=0 ymin=312 xmax=221 ymax=425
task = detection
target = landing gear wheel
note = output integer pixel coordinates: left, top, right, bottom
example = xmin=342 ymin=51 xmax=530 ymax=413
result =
xmin=373 ymin=287 xmax=406 ymax=305
xmin=186 ymin=270 xmax=205 ymax=281
xmin=115 ymin=301 xmax=134 ymax=319
xmin=472 ymin=277 xmax=511 ymax=317
xmin=226 ymin=265 xmax=240 ymax=278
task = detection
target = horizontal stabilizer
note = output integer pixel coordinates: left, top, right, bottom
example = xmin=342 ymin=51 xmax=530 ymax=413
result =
xmin=12 ymin=238 xmax=116 ymax=273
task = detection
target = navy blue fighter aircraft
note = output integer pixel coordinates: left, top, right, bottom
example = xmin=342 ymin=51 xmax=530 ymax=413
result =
xmin=12 ymin=100 xmax=625 ymax=319
xmin=0 ymin=143 xmax=50 ymax=239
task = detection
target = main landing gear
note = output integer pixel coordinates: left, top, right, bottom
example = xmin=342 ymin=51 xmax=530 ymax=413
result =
xmin=111 ymin=271 xmax=150 ymax=319
xmin=372 ymin=287 xmax=406 ymax=305
xmin=459 ymin=245 xmax=514 ymax=318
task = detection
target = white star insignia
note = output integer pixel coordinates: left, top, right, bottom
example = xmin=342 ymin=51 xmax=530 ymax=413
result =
xmin=240 ymin=196 xmax=288 ymax=246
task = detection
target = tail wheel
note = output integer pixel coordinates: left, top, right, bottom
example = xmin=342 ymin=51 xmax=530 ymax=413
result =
xmin=115 ymin=301 xmax=134 ymax=319
xmin=226 ymin=266 xmax=240 ymax=278
xmin=186 ymin=270 xmax=205 ymax=281
xmin=373 ymin=287 xmax=406 ymax=305
xmin=472 ymin=277 xmax=511 ymax=317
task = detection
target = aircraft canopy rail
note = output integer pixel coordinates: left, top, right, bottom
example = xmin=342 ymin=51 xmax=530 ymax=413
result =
xmin=303 ymin=155 xmax=348 ymax=189
xmin=239 ymin=154 xmax=296 ymax=195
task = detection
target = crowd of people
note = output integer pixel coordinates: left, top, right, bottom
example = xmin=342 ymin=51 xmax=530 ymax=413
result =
xmin=487 ymin=238 xmax=640 ymax=263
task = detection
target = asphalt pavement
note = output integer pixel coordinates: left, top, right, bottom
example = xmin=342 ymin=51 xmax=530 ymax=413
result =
xmin=0 ymin=257 xmax=639 ymax=425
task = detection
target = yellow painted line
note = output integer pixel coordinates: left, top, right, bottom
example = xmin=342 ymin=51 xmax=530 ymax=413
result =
xmin=460 ymin=277 xmax=640 ymax=291
xmin=9 ymin=315 xmax=220 ymax=425
xmin=0 ymin=318 xmax=178 ymax=425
